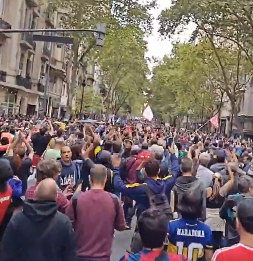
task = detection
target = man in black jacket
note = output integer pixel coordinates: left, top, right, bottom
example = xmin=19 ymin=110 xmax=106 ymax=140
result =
xmin=171 ymin=157 xmax=206 ymax=220
xmin=1 ymin=178 xmax=76 ymax=261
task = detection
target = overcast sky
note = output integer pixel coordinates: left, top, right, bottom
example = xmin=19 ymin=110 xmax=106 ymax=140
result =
xmin=146 ymin=0 xmax=194 ymax=64
xmin=145 ymin=0 xmax=173 ymax=60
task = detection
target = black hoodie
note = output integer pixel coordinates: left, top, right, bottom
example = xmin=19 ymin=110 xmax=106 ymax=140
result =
xmin=1 ymin=200 xmax=76 ymax=261
xmin=172 ymin=176 xmax=206 ymax=220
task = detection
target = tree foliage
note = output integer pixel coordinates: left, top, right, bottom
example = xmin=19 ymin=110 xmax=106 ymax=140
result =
xmin=158 ymin=0 xmax=253 ymax=132
xmin=97 ymin=24 xmax=149 ymax=115
xmin=75 ymin=87 xmax=102 ymax=114
xmin=150 ymin=41 xmax=251 ymax=130
xmin=48 ymin=0 xmax=156 ymax=113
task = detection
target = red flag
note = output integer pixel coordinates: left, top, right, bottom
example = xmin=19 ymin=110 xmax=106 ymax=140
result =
xmin=210 ymin=115 xmax=219 ymax=129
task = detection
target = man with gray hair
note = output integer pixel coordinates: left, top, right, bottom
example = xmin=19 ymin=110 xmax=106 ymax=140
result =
xmin=196 ymin=152 xmax=213 ymax=188
xmin=1 ymin=178 xmax=76 ymax=261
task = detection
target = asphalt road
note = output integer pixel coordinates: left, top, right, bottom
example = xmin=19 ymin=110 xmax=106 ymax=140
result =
xmin=111 ymin=217 xmax=136 ymax=261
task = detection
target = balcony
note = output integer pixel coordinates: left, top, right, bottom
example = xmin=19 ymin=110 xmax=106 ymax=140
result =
xmin=0 ymin=71 xmax=6 ymax=82
xmin=16 ymin=75 xmax=32 ymax=89
xmin=20 ymin=33 xmax=35 ymax=50
xmin=25 ymin=0 xmax=38 ymax=8
xmin=42 ymin=45 xmax=50 ymax=60
xmin=0 ymin=18 xmax=11 ymax=40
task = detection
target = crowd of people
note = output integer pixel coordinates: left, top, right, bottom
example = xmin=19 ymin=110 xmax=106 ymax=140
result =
xmin=0 ymin=115 xmax=253 ymax=261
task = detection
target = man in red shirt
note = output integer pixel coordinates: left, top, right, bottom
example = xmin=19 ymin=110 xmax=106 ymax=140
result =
xmin=212 ymin=199 xmax=253 ymax=261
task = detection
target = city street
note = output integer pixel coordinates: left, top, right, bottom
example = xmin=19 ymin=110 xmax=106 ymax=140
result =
xmin=111 ymin=218 xmax=136 ymax=261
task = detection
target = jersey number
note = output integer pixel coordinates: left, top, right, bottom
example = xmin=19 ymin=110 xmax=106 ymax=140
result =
xmin=176 ymin=242 xmax=203 ymax=261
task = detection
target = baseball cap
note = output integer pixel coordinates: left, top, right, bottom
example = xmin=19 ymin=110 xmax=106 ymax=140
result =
xmin=0 ymin=159 xmax=14 ymax=181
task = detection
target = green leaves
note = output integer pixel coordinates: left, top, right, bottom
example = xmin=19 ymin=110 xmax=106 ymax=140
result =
xmin=75 ymin=87 xmax=102 ymax=113
xmin=97 ymin=24 xmax=148 ymax=114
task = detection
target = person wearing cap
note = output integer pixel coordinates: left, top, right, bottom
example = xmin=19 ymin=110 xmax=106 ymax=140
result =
xmin=213 ymin=198 xmax=253 ymax=261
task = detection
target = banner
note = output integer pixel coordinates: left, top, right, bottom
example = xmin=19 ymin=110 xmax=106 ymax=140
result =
xmin=210 ymin=115 xmax=219 ymax=129
xmin=143 ymin=106 xmax=153 ymax=121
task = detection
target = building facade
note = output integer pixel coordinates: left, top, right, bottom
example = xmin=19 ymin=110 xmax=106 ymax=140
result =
xmin=0 ymin=0 xmax=68 ymax=117
xmin=220 ymin=76 xmax=253 ymax=137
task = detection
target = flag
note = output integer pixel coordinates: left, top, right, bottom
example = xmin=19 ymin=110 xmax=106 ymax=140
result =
xmin=143 ymin=106 xmax=153 ymax=121
xmin=210 ymin=115 xmax=219 ymax=129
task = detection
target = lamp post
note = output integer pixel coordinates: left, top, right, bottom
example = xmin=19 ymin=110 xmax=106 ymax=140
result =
xmin=79 ymin=80 xmax=86 ymax=115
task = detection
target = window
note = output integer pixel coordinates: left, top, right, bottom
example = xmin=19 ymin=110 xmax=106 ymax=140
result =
xmin=19 ymin=53 xmax=25 ymax=75
xmin=31 ymin=16 xmax=36 ymax=29
xmin=40 ymin=62 xmax=45 ymax=76
xmin=26 ymin=54 xmax=34 ymax=78
xmin=0 ymin=0 xmax=6 ymax=16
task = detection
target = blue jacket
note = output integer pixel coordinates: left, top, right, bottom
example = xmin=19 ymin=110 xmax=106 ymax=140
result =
xmin=114 ymin=154 xmax=179 ymax=218
xmin=8 ymin=179 xmax=22 ymax=199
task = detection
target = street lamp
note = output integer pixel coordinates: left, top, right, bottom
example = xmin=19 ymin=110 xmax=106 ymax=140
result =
xmin=79 ymin=80 xmax=86 ymax=115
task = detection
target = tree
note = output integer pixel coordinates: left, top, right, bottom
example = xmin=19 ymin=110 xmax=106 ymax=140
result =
xmin=49 ymin=0 xmax=157 ymax=113
xmin=150 ymin=43 xmax=218 ymax=123
xmin=158 ymin=1 xmax=253 ymax=133
xmin=150 ymin=41 xmax=251 ymax=132
xmin=75 ymin=87 xmax=102 ymax=114
xmin=158 ymin=0 xmax=253 ymax=64
xmin=97 ymin=24 xmax=149 ymax=115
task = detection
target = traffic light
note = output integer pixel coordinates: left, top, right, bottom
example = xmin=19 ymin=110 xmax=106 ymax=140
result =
xmin=96 ymin=23 xmax=106 ymax=47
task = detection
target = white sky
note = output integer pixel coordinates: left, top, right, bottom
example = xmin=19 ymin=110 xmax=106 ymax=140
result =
xmin=146 ymin=0 xmax=195 ymax=66
xmin=145 ymin=0 xmax=173 ymax=61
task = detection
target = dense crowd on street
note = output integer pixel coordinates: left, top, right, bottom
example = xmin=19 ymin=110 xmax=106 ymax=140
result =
xmin=0 ymin=114 xmax=253 ymax=261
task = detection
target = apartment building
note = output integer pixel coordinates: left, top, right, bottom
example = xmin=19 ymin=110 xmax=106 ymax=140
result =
xmin=0 ymin=0 xmax=68 ymax=117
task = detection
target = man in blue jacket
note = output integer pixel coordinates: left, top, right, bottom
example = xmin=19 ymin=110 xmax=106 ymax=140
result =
xmin=112 ymin=145 xmax=179 ymax=219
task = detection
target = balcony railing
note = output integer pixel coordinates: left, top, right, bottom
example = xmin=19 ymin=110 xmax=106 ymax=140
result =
xmin=16 ymin=75 xmax=32 ymax=89
xmin=24 ymin=78 xmax=32 ymax=89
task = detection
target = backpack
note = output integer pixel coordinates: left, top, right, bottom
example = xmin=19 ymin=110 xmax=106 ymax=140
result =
xmin=126 ymin=151 xmax=152 ymax=183
xmin=143 ymin=184 xmax=173 ymax=222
